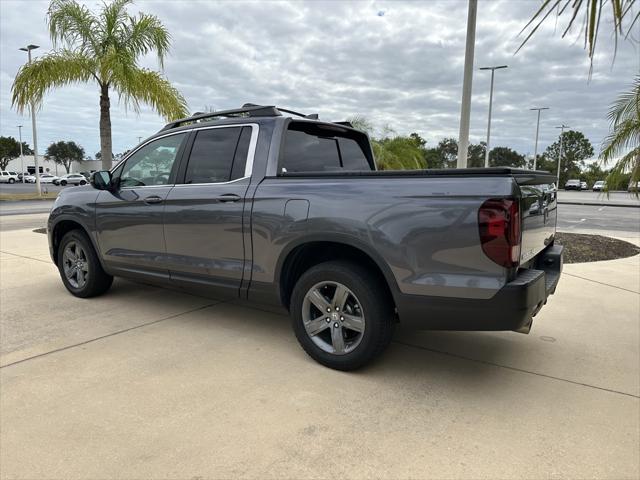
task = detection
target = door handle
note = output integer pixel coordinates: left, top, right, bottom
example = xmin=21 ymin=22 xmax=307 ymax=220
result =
xmin=215 ymin=194 xmax=241 ymax=203
xmin=143 ymin=195 xmax=164 ymax=204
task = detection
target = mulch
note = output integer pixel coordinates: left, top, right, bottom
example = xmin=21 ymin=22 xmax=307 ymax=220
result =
xmin=555 ymin=232 xmax=640 ymax=264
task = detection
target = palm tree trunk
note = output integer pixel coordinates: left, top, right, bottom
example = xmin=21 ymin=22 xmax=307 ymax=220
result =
xmin=99 ymin=84 xmax=113 ymax=170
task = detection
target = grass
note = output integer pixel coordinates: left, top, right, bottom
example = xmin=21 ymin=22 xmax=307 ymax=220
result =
xmin=0 ymin=192 xmax=59 ymax=201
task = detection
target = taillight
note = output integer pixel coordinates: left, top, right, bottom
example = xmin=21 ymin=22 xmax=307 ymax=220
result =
xmin=478 ymin=198 xmax=521 ymax=268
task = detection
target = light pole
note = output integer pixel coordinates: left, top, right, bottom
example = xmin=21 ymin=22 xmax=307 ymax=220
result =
xmin=530 ymin=107 xmax=549 ymax=170
xmin=456 ymin=0 xmax=477 ymax=168
xmin=17 ymin=125 xmax=24 ymax=182
xmin=137 ymin=136 xmax=143 ymax=144
xmin=19 ymin=44 xmax=41 ymax=196
xmin=555 ymin=124 xmax=570 ymax=186
xmin=479 ymin=65 xmax=508 ymax=167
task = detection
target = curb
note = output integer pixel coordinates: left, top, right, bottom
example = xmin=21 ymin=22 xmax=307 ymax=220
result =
xmin=558 ymin=201 xmax=640 ymax=209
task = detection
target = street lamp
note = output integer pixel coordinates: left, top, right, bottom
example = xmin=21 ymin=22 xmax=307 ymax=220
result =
xmin=19 ymin=44 xmax=41 ymax=196
xmin=456 ymin=0 xmax=478 ymax=168
xmin=17 ymin=125 xmax=24 ymax=182
xmin=479 ymin=65 xmax=508 ymax=168
xmin=555 ymin=124 xmax=570 ymax=186
xmin=530 ymin=107 xmax=549 ymax=170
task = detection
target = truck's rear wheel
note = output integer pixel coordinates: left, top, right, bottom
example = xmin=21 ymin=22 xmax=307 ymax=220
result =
xmin=290 ymin=261 xmax=394 ymax=370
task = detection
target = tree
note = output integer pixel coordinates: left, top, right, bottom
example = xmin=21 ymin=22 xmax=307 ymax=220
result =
xmin=11 ymin=0 xmax=189 ymax=170
xmin=489 ymin=147 xmax=526 ymax=168
xmin=0 ymin=136 xmax=33 ymax=171
xmin=600 ymin=76 xmax=639 ymax=193
xmin=372 ymin=136 xmax=425 ymax=170
xmin=467 ymin=142 xmax=486 ymax=168
xmin=543 ymin=130 xmax=594 ymax=185
xmin=45 ymin=141 xmax=85 ymax=173
xmin=518 ymin=1 xmax=638 ymax=191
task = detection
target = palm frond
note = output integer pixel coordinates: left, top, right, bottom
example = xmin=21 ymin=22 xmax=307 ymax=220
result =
xmin=11 ymin=50 xmax=97 ymax=112
xmin=606 ymin=75 xmax=640 ymax=125
xmin=124 ymin=13 xmax=171 ymax=67
xmin=517 ymin=0 xmax=638 ymax=61
xmin=111 ymin=67 xmax=188 ymax=120
xmin=101 ymin=0 xmax=132 ymax=41
xmin=48 ymin=0 xmax=98 ymax=54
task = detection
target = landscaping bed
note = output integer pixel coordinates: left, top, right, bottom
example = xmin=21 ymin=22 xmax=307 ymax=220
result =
xmin=555 ymin=232 xmax=640 ymax=263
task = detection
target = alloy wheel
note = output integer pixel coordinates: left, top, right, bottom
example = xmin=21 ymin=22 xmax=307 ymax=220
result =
xmin=302 ymin=281 xmax=365 ymax=355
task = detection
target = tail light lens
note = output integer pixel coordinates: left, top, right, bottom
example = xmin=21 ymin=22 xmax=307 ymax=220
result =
xmin=478 ymin=198 xmax=521 ymax=268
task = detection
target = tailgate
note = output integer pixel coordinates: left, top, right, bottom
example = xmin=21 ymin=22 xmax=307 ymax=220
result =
xmin=514 ymin=172 xmax=558 ymax=264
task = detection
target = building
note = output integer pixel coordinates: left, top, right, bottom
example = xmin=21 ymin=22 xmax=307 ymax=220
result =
xmin=3 ymin=155 xmax=102 ymax=175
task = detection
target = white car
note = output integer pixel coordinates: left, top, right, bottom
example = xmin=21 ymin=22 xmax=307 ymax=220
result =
xmin=39 ymin=174 xmax=59 ymax=184
xmin=0 ymin=171 xmax=19 ymax=183
xmin=592 ymin=180 xmax=606 ymax=191
xmin=54 ymin=173 xmax=88 ymax=186
xmin=22 ymin=174 xmax=36 ymax=183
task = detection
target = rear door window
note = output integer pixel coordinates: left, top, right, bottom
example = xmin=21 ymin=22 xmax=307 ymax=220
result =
xmin=184 ymin=126 xmax=251 ymax=184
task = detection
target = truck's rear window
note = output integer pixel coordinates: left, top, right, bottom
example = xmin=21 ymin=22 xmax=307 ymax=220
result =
xmin=280 ymin=122 xmax=372 ymax=173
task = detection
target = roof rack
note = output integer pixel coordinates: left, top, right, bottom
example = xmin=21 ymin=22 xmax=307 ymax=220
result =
xmin=161 ymin=103 xmax=320 ymax=131
xmin=161 ymin=104 xmax=281 ymax=131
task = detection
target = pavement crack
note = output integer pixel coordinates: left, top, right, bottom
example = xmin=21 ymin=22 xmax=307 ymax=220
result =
xmin=0 ymin=250 xmax=51 ymax=264
xmin=393 ymin=340 xmax=640 ymax=399
xmin=563 ymin=271 xmax=639 ymax=294
xmin=0 ymin=302 xmax=221 ymax=369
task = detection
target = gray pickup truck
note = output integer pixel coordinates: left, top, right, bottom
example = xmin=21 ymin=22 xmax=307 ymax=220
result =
xmin=48 ymin=104 xmax=563 ymax=370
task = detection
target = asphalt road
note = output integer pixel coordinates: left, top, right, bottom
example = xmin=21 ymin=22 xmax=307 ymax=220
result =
xmin=0 ymin=183 xmax=65 ymax=194
xmin=557 ymin=190 xmax=640 ymax=206
xmin=557 ymin=204 xmax=640 ymax=233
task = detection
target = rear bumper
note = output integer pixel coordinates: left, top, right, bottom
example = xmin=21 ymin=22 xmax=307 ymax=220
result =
xmin=396 ymin=244 xmax=563 ymax=331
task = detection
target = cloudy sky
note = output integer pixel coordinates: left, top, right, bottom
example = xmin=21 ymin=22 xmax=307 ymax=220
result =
xmin=0 ymin=0 xmax=637 ymax=160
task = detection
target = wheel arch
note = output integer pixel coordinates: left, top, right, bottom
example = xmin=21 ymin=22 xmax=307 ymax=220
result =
xmin=50 ymin=218 xmax=100 ymax=266
xmin=276 ymin=236 xmax=399 ymax=311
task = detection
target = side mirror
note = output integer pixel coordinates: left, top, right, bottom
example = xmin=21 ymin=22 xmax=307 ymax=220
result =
xmin=90 ymin=170 xmax=113 ymax=191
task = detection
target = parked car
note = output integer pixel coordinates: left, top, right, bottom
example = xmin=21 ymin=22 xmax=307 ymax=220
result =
xmin=22 ymin=174 xmax=36 ymax=183
xmin=0 ymin=171 xmax=19 ymax=183
xmin=628 ymin=181 xmax=640 ymax=192
xmin=564 ymin=179 xmax=582 ymax=190
xmin=592 ymin=180 xmax=606 ymax=191
xmin=39 ymin=174 xmax=59 ymax=184
xmin=580 ymin=181 xmax=588 ymax=190
xmin=47 ymin=104 xmax=563 ymax=370
xmin=54 ymin=173 xmax=88 ymax=186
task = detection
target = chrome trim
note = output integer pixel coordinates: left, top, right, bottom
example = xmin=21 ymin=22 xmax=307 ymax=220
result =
xmin=172 ymin=176 xmax=249 ymax=188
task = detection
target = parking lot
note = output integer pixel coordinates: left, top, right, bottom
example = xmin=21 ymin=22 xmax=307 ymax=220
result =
xmin=0 ymin=212 xmax=638 ymax=478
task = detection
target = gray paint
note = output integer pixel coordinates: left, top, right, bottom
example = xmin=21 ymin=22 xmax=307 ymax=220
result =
xmin=48 ymin=115 xmax=558 ymax=329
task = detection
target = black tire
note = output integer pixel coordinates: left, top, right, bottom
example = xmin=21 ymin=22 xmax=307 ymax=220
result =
xmin=57 ymin=229 xmax=113 ymax=298
xmin=60 ymin=180 xmax=67 ymax=186
xmin=8 ymin=178 xmax=15 ymax=184
xmin=290 ymin=260 xmax=395 ymax=371
xmin=80 ymin=180 xmax=87 ymax=185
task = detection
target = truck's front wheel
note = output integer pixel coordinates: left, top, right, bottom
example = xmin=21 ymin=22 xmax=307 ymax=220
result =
xmin=290 ymin=261 xmax=395 ymax=370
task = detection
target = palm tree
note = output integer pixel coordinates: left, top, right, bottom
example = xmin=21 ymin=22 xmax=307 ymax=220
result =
xmin=518 ymin=0 xmax=638 ymax=64
xmin=11 ymin=0 xmax=189 ymax=169
xmin=601 ymin=77 xmax=640 ymax=193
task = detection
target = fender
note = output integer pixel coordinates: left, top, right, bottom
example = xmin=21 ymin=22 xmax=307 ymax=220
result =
xmin=273 ymin=232 xmax=402 ymax=303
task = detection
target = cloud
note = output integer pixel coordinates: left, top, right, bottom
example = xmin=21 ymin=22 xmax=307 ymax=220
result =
xmin=1 ymin=0 xmax=637 ymax=159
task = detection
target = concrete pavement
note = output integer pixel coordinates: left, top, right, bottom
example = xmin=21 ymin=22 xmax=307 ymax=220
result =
xmin=1 ymin=226 xmax=638 ymax=479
